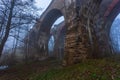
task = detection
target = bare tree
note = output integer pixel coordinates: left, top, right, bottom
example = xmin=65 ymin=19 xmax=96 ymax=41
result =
xmin=0 ymin=0 xmax=39 ymax=57
xmin=0 ymin=0 xmax=15 ymax=56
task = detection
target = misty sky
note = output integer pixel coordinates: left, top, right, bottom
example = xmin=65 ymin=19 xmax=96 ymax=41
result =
xmin=34 ymin=0 xmax=52 ymax=15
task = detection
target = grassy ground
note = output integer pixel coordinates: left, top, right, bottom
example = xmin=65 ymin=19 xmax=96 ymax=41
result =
xmin=0 ymin=58 xmax=120 ymax=80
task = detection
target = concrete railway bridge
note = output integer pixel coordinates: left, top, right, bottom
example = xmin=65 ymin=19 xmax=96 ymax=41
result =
xmin=28 ymin=0 xmax=120 ymax=65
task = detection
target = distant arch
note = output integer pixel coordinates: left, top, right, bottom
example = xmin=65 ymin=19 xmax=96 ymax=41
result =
xmin=39 ymin=9 xmax=63 ymax=35
xmin=37 ymin=8 xmax=66 ymax=58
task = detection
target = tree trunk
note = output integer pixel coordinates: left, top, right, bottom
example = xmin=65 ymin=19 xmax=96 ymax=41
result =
xmin=0 ymin=0 xmax=15 ymax=57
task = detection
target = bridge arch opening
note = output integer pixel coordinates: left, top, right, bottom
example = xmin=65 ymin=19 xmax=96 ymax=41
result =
xmin=110 ymin=14 xmax=120 ymax=53
xmin=105 ymin=1 xmax=120 ymax=54
xmin=48 ymin=16 xmax=65 ymax=59
xmin=40 ymin=9 xmax=63 ymax=34
xmin=39 ymin=9 xmax=66 ymax=60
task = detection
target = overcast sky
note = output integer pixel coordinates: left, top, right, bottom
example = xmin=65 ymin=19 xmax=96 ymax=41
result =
xmin=34 ymin=0 xmax=52 ymax=15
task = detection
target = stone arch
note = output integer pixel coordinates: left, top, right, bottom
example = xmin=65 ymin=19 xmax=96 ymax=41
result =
xmin=31 ymin=0 xmax=120 ymax=64
xmin=39 ymin=9 xmax=63 ymax=35
xmin=105 ymin=0 xmax=120 ymax=53
xmin=105 ymin=0 xmax=120 ymax=35
xmin=52 ymin=21 xmax=66 ymax=60
xmin=94 ymin=0 xmax=120 ymax=56
xmin=37 ymin=8 xmax=66 ymax=58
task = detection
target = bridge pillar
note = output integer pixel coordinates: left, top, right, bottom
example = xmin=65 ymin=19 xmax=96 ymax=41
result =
xmin=37 ymin=32 xmax=49 ymax=58
xmin=92 ymin=17 xmax=112 ymax=58
xmin=63 ymin=0 xmax=103 ymax=65
xmin=54 ymin=31 xmax=65 ymax=60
